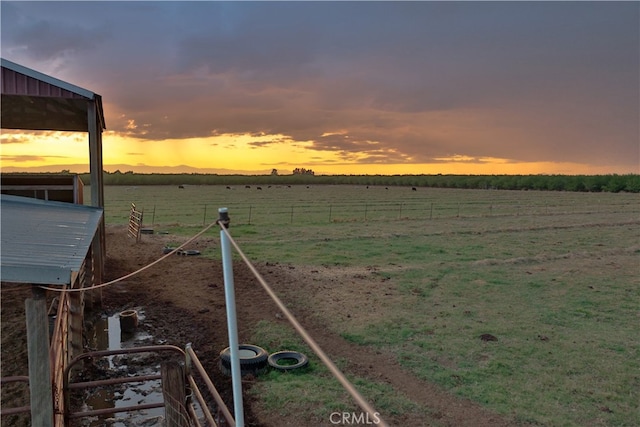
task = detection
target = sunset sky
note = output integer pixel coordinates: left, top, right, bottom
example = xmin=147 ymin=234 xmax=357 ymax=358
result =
xmin=1 ymin=1 xmax=638 ymax=175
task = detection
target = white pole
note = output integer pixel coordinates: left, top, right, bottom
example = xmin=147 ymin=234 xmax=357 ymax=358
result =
xmin=218 ymin=207 xmax=245 ymax=427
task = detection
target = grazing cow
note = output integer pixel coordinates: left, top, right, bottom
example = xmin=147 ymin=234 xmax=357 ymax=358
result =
xmin=178 ymin=185 xmax=185 ymax=189
xmin=412 ymin=187 xmax=417 ymax=191
xmin=385 ymin=187 xmax=388 ymax=190
xmin=226 ymin=186 xmax=231 ymax=189
xmin=257 ymin=186 xmax=262 ymax=190
xmin=245 ymin=185 xmax=251 ymax=189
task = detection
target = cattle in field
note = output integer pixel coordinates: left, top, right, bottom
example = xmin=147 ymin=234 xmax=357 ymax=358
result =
xmin=412 ymin=187 xmax=417 ymax=191
xmin=226 ymin=186 xmax=231 ymax=189
xmin=257 ymin=186 xmax=262 ymax=190
xmin=245 ymin=185 xmax=251 ymax=188
xmin=178 ymin=185 xmax=185 ymax=189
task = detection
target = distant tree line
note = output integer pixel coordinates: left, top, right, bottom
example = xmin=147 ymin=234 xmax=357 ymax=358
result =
xmin=64 ymin=171 xmax=640 ymax=193
xmin=292 ymin=167 xmax=315 ymax=175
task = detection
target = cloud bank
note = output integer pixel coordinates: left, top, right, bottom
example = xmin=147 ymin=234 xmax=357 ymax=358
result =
xmin=1 ymin=1 xmax=638 ymax=171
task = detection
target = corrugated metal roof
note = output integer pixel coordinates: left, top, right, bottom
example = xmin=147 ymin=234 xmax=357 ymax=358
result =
xmin=0 ymin=194 xmax=103 ymax=285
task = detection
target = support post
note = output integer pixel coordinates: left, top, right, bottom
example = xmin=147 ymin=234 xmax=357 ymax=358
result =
xmin=218 ymin=208 xmax=245 ymax=427
xmin=88 ymin=100 xmax=105 ymax=282
xmin=26 ymin=287 xmax=54 ymax=427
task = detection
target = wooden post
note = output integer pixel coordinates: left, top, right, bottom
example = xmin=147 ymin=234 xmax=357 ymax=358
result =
xmin=26 ymin=287 xmax=54 ymax=426
xmin=88 ymin=101 xmax=106 ymax=281
xmin=69 ymin=274 xmax=84 ymax=363
xmin=162 ymin=361 xmax=188 ymax=427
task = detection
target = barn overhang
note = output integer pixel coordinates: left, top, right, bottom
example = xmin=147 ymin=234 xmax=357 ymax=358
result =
xmin=1 ymin=58 xmax=107 ymax=282
xmin=1 ymin=58 xmax=105 ymax=132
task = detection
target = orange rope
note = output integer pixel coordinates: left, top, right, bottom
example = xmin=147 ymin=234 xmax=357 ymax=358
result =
xmin=39 ymin=221 xmax=220 ymax=293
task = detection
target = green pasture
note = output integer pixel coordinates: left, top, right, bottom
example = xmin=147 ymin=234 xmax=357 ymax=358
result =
xmin=92 ymin=184 xmax=637 ymax=227
xmin=93 ymin=185 xmax=640 ymax=426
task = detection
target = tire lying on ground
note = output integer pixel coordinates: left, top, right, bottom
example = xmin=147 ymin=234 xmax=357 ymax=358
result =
xmin=178 ymin=249 xmax=200 ymax=256
xmin=219 ymin=344 xmax=269 ymax=376
xmin=268 ymin=350 xmax=309 ymax=371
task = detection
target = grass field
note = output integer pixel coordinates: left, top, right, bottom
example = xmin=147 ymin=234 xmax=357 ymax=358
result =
xmin=91 ymin=185 xmax=640 ymax=426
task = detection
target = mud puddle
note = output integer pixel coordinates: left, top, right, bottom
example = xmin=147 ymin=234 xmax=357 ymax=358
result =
xmin=72 ymin=308 xmax=169 ymax=427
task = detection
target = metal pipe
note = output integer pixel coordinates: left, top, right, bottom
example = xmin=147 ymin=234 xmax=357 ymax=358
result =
xmin=0 ymin=376 xmax=30 ymax=384
xmin=186 ymin=402 xmax=205 ymax=427
xmin=0 ymin=405 xmax=31 ymax=416
xmin=66 ymin=345 xmax=185 ymax=369
xmin=67 ymin=374 xmax=162 ymax=390
xmin=67 ymin=401 xmax=164 ymax=419
xmin=218 ymin=207 xmax=245 ymax=427
xmin=185 ymin=345 xmax=235 ymax=427
xmin=187 ymin=375 xmax=217 ymax=427
xmin=219 ymin=225 xmax=389 ymax=427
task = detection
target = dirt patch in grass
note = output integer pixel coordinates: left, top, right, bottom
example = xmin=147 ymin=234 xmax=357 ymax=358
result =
xmin=1 ymin=225 xmax=516 ymax=426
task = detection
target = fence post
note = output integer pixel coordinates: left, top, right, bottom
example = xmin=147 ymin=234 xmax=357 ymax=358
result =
xmin=290 ymin=205 xmax=294 ymax=224
xmin=203 ymin=204 xmax=207 ymax=226
xmin=26 ymin=287 xmax=54 ymax=427
xmin=248 ymin=205 xmax=252 ymax=225
xmin=161 ymin=361 xmax=188 ymax=427
xmin=218 ymin=208 xmax=245 ymax=427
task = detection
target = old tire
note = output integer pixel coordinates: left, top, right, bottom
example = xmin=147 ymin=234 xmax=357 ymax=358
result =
xmin=179 ymin=249 xmax=200 ymax=256
xmin=219 ymin=344 xmax=268 ymax=376
xmin=268 ymin=351 xmax=309 ymax=371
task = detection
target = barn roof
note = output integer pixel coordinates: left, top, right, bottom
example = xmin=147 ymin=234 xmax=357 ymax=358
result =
xmin=1 ymin=58 xmax=106 ymax=131
xmin=0 ymin=194 xmax=103 ymax=285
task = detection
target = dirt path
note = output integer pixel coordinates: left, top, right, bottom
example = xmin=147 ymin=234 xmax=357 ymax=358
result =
xmin=1 ymin=225 xmax=518 ymax=426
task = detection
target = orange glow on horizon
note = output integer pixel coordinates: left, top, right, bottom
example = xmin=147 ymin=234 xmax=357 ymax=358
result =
xmin=0 ymin=130 xmax=635 ymax=176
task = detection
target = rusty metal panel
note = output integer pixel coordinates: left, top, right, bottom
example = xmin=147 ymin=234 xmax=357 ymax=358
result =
xmin=1 ymin=66 xmax=84 ymax=99
xmin=0 ymin=58 xmax=106 ymax=131
xmin=1 ymin=59 xmax=92 ymax=99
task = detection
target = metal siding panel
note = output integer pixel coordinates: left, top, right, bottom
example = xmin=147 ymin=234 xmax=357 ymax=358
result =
xmin=1 ymin=59 xmax=94 ymax=99
xmin=0 ymin=195 xmax=103 ymax=286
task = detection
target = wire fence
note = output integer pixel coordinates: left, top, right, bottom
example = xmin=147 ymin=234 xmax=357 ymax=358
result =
xmin=102 ymin=198 xmax=640 ymax=227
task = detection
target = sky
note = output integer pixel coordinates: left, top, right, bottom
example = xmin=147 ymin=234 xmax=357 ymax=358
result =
xmin=1 ymin=1 xmax=638 ymax=175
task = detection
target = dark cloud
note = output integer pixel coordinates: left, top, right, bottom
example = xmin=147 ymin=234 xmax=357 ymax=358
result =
xmin=1 ymin=1 xmax=638 ymax=170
